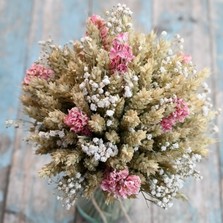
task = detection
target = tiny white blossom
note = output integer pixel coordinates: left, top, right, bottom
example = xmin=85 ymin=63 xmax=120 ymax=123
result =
xmin=161 ymin=146 xmax=167 ymax=151
xmin=124 ymin=86 xmax=132 ymax=98
xmin=106 ymin=110 xmax=114 ymax=117
xmin=92 ymin=83 xmax=99 ymax=89
xmin=132 ymin=75 xmax=139 ymax=81
xmin=107 ymin=120 xmax=113 ymax=126
xmin=79 ymin=82 xmax=85 ymax=89
xmin=175 ymin=34 xmax=181 ymax=39
xmin=160 ymin=98 xmax=164 ymax=105
xmin=202 ymin=106 xmax=209 ymax=116
xmin=161 ymin=31 xmax=167 ymax=36
xmin=147 ymin=134 xmax=152 ymax=140
xmin=105 ymin=91 xmax=110 ymax=96
xmin=98 ymin=88 xmax=104 ymax=94
xmin=103 ymin=76 xmax=110 ymax=85
xmin=97 ymin=100 xmax=105 ymax=108
xmin=167 ymin=49 xmax=173 ymax=55
xmin=90 ymin=103 xmax=97 ymax=111
xmin=172 ymin=143 xmax=179 ymax=149
xmin=116 ymin=27 xmax=122 ymax=32
xmin=107 ymin=22 xmax=112 ymax=27
xmin=160 ymin=67 xmax=166 ymax=73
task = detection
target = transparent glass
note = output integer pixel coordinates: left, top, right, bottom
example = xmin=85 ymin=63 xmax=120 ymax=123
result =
xmin=76 ymin=189 xmax=132 ymax=223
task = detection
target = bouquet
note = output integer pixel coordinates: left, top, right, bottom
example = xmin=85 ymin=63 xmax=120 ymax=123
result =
xmin=12 ymin=3 xmax=218 ymax=222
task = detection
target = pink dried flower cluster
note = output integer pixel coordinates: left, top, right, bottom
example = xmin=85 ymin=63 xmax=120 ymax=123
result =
xmin=89 ymin=15 xmax=108 ymax=48
xmin=182 ymin=54 xmax=192 ymax=64
xmin=100 ymin=169 xmax=141 ymax=199
xmin=110 ymin=33 xmax=134 ymax=73
xmin=24 ymin=64 xmax=54 ymax=84
xmin=161 ymin=98 xmax=190 ymax=131
xmin=64 ymin=107 xmax=90 ymax=136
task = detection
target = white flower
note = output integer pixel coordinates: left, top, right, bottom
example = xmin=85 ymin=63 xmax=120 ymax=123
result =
xmin=161 ymin=146 xmax=167 ymax=151
xmin=172 ymin=143 xmax=179 ymax=149
xmin=91 ymin=95 xmax=99 ymax=102
xmin=109 ymin=95 xmax=118 ymax=104
xmin=102 ymin=76 xmax=110 ymax=85
xmin=167 ymin=49 xmax=173 ymax=55
xmin=202 ymin=106 xmax=209 ymax=116
xmin=97 ymin=100 xmax=105 ymax=108
xmin=124 ymin=86 xmax=132 ymax=98
xmin=105 ymin=91 xmax=110 ymax=96
xmin=160 ymin=67 xmax=166 ymax=73
xmin=159 ymin=98 xmax=164 ymax=105
xmin=106 ymin=110 xmax=114 ymax=117
xmin=107 ymin=120 xmax=113 ymax=126
xmin=107 ymin=22 xmax=112 ymax=27
xmin=161 ymin=31 xmax=167 ymax=36
xmin=147 ymin=134 xmax=152 ymax=140
xmin=79 ymin=82 xmax=85 ymax=89
xmin=92 ymin=82 xmax=99 ymax=89
xmin=116 ymin=27 xmax=122 ymax=32
xmin=81 ymin=138 xmax=118 ymax=162
xmin=90 ymin=103 xmax=97 ymax=111
xmin=98 ymin=88 xmax=104 ymax=94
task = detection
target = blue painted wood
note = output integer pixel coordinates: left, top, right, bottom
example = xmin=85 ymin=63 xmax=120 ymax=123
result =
xmin=211 ymin=0 xmax=223 ymax=222
xmin=3 ymin=0 xmax=89 ymax=223
xmin=0 ymin=0 xmax=34 ymax=221
xmin=137 ymin=0 xmax=153 ymax=33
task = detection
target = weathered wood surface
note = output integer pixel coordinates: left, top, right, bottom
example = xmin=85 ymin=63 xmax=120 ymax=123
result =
xmin=0 ymin=0 xmax=222 ymax=222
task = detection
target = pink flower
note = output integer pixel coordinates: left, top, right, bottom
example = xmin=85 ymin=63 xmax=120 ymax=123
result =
xmin=116 ymin=63 xmax=128 ymax=73
xmin=64 ymin=107 xmax=90 ymax=135
xmin=100 ymin=169 xmax=141 ymax=199
xmin=89 ymin=15 xmax=108 ymax=48
xmin=182 ymin=54 xmax=192 ymax=64
xmin=115 ymin=32 xmax=128 ymax=42
xmin=173 ymin=98 xmax=190 ymax=122
xmin=23 ymin=64 xmax=54 ymax=84
xmin=109 ymin=33 xmax=134 ymax=74
xmin=89 ymin=15 xmax=101 ymax=24
xmin=110 ymin=42 xmax=134 ymax=61
xmin=161 ymin=117 xmax=175 ymax=131
xmin=161 ymin=98 xmax=189 ymax=131
xmin=80 ymin=126 xmax=92 ymax=137
xmin=110 ymin=57 xmax=128 ymax=73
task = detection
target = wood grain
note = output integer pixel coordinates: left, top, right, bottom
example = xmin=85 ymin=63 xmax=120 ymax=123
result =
xmin=0 ymin=0 xmax=33 ymax=222
xmin=210 ymin=0 xmax=223 ymax=221
xmin=2 ymin=1 xmax=89 ymax=223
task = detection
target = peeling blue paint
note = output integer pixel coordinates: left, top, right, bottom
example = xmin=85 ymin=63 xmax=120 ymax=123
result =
xmin=0 ymin=149 xmax=12 ymax=168
xmin=0 ymin=191 xmax=3 ymax=202
xmin=138 ymin=0 xmax=153 ymax=32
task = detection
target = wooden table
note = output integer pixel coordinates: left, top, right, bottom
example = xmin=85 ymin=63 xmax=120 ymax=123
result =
xmin=0 ymin=0 xmax=222 ymax=222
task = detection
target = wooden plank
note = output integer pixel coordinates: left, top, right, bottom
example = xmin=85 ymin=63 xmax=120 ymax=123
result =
xmin=0 ymin=0 xmax=34 ymax=222
xmin=151 ymin=0 xmax=222 ymax=223
xmin=209 ymin=0 xmax=223 ymax=221
xmin=3 ymin=0 xmax=89 ymax=223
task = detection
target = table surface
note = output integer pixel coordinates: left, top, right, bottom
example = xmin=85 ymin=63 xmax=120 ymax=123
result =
xmin=0 ymin=0 xmax=223 ymax=223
